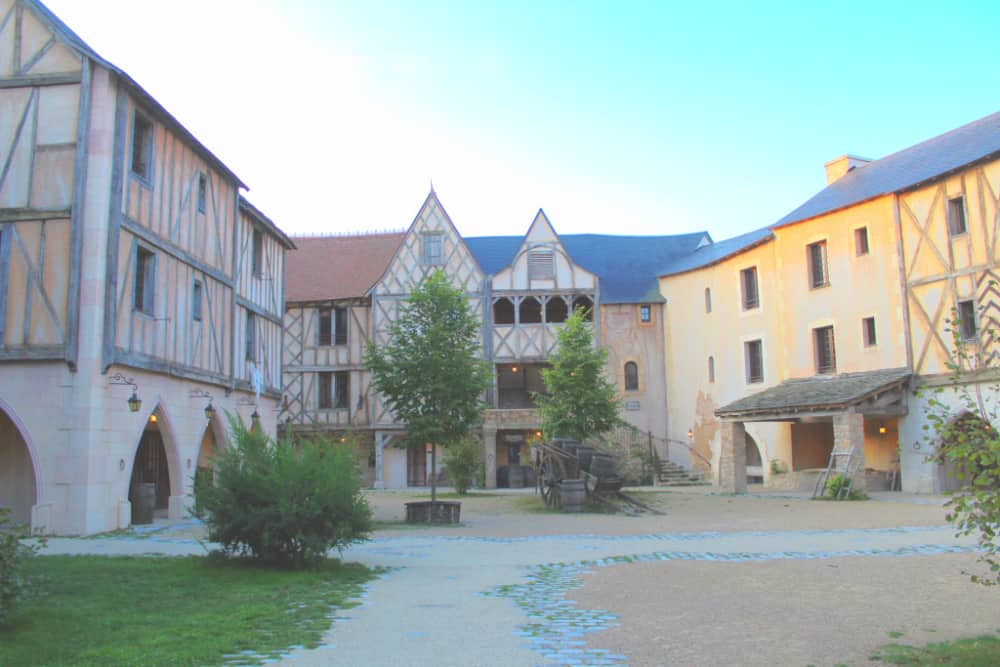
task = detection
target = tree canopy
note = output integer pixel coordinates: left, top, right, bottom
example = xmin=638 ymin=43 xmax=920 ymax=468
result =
xmin=364 ymin=270 xmax=489 ymax=500
xmin=533 ymin=307 xmax=621 ymax=443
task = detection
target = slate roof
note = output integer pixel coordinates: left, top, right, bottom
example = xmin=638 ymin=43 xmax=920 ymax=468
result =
xmin=715 ymin=368 xmax=912 ymax=418
xmin=775 ymin=110 xmax=1000 ymax=227
xmin=658 ymin=227 xmax=774 ymax=278
xmin=466 ymin=232 xmax=711 ymax=304
xmin=285 ymin=233 xmax=404 ymax=303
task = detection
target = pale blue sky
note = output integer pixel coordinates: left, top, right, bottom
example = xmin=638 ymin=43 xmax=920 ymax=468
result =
xmin=45 ymin=0 xmax=1000 ymax=241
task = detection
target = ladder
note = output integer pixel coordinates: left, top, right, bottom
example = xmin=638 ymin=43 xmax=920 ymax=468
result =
xmin=813 ymin=447 xmax=861 ymax=499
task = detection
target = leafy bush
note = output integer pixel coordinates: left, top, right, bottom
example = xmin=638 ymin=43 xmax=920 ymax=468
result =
xmin=1 ymin=508 xmax=42 ymax=625
xmin=442 ymin=437 xmax=482 ymax=494
xmin=823 ymin=473 xmax=867 ymax=501
xmin=193 ymin=418 xmax=372 ymax=567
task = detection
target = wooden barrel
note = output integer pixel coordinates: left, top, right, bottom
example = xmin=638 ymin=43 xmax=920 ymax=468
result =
xmin=590 ymin=454 xmax=615 ymax=478
xmin=560 ymin=479 xmax=586 ymax=513
xmin=508 ymin=465 xmax=525 ymax=488
xmin=132 ymin=482 xmax=156 ymax=525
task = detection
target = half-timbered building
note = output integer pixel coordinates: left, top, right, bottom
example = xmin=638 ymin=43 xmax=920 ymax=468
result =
xmin=282 ymin=192 xmax=707 ymax=489
xmin=0 ymin=1 xmax=293 ymax=534
xmin=661 ymin=110 xmax=1000 ymax=495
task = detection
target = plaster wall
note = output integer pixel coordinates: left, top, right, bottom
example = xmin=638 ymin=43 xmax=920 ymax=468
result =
xmin=601 ymin=303 xmax=667 ymax=439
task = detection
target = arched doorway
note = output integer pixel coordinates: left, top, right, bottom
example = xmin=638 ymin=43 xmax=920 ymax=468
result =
xmin=745 ymin=433 xmax=764 ymax=484
xmin=0 ymin=407 xmax=37 ymax=525
xmin=129 ymin=410 xmax=172 ymax=524
xmin=196 ymin=415 xmax=224 ymax=487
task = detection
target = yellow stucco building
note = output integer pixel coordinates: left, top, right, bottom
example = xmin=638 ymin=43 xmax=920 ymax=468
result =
xmin=661 ymin=111 xmax=1000 ymax=494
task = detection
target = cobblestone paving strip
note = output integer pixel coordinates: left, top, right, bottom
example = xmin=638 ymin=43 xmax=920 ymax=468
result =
xmin=486 ymin=543 xmax=981 ymax=667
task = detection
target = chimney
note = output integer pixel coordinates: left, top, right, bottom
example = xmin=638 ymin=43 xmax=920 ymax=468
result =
xmin=824 ymin=154 xmax=872 ymax=185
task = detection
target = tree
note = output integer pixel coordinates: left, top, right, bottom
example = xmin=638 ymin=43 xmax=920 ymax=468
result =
xmin=533 ymin=307 xmax=621 ymax=443
xmin=921 ymin=308 xmax=1000 ymax=585
xmin=364 ymin=270 xmax=490 ymax=502
xmin=192 ymin=417 xmax=372 ymax=567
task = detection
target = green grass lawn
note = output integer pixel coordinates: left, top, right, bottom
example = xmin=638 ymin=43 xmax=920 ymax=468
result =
xmin=0 ymin=555 xmax=375 ymax=667
xmin=870 ymin=634 xmax=1000 ymax=665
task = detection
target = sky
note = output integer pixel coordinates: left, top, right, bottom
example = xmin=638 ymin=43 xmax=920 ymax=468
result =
xmin=43 ymin=0 xmax=1000 ymax=242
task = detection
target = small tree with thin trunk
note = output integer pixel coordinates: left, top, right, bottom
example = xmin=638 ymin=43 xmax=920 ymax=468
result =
xmin=364 ymin=270 xmax=489 ymax=502
xmin=533 ymin=308 xmax=621 ymax=444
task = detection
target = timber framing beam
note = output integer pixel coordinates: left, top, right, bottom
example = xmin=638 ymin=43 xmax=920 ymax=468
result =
xmin=122 ymin=216 xmax=233 ymax=287
xmin=0 ymin=72 xmax=81 ymax=88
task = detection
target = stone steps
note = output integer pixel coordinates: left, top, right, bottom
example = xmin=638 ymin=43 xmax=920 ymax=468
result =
xmin=655 ymin=460 xmax=709 ymax=486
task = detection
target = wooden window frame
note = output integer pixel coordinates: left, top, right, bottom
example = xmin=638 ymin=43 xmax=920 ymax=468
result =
xmin=334 ymin=371 xmax=349 ymax=409
xmin=958 ymin=300 xmax=978 ymax=341
xmin=638 ymin=304 xmax=652 ymax=324
xmin=744 ymin=339 xmax=763 ymax=384
xmin=318 ymin=308 xmax=332 ymax=346
xmin=813 ymin=325 xmax=836 ymax=375
xmin=192 ymin=279 xmax=202 ymax=322
xmin=197 ymin=172 xmax=207 ymax=213
xmin=134 ymin=245 xmax=156 ymax=315
xmin=947 ymin=196 xmax=967 ymax=236
xmin=334 ymin=307 xmax=348 ymax=346
xmin=740 ymin=267 xmax=759 ymax=310
xmin=251 ymin=227 xmax=264 ymax=278
xmin=130 ymin=111 xmax=154 ymax=182
xmin=624 ymin=361 xmax=639 ymax=391
xmin=807 ymin=240 xmax=830 ymax=289
xmin=705 ymin=287 xmax=712 ymax=313
xmin=318 ymin=371 xmax=332 ymax=409
xmin=862 ymin=316 xmax=877 ymax=347
xmin=422 ymin=233 xmax=443 ymax=266
xmin=245 ymin=311 xmax=257 ymax=362
xmin=854 ymin=227 xmax=869 ymax=256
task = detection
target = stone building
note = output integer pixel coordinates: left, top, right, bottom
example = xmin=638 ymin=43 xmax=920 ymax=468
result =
xmin=0 ymin=0 xmax=293 ymax=534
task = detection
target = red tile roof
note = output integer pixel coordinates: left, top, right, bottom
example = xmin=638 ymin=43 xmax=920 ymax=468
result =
xmin=285 ymin=233 xmax=404 ymax=303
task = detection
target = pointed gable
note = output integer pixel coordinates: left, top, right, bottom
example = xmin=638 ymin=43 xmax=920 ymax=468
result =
xmin=372 ymin=191 xmax=484 ymax=296
xmin=491 ymin=209 xmax=597 ymax=291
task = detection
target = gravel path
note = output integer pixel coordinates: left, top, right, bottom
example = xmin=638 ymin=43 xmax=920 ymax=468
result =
xmin=40 ymin=489 xmax=995 ymax=667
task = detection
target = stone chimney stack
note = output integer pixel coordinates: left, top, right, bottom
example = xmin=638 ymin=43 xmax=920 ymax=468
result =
xmin=824 ymin=154 xmax=872 ymax=185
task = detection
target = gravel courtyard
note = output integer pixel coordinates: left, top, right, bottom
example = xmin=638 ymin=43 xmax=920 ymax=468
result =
xmin=43 ymin=487 xmax=998 ymax=666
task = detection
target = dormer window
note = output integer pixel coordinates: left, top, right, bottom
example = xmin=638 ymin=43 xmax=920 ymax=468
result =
xmin=528 ymin=249 xmax=554 ymax=279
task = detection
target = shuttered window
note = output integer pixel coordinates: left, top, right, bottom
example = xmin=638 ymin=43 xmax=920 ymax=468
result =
xmin=741 ymin=267 xmax=759 ymax=310
xmin=745 ymin=340 xmax=763 ymax=384
xmin=422 ymin=234 xmax=443 ymax=265
xmin=807 ymin=241 xmax=829 ymax=288
xmin=528 ymin=250 xmax=554 ymax=279
xmin=134 ymin=246 xmax=155 ymax=314
xmin=814 ymin=326 xmax=836 ymax=375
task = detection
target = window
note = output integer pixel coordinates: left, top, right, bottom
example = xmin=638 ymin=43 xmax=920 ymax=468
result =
xmin=958 ymin=300 xmax=978 ymax=341
xmin=624 ymin=362 xmax=639 ymax=391
xmin=947 ymin=196 xmax=967 ymax=236
xmin=519 ymin=296 xmax=542 ymax=324
xmin=335 ymin=307 xmax=348 ymax=345
xmin=493 ymin=298 xmax=515 ymax=325
xmin=192 ymin=280 xmax=202 ymax=322
xmin=528 ymin=249 xmax=554 ymax=279
xmin=705 ymin=287 xmax=712 ymax=313
xmin=319 ymin=371 xmax=349 ymax=409
xmin=545 ymin=297 xmax=568 ymax=323
xmin=572 ymin=296 xmax=594 ymax=320
xmin=318 ymin=371 xmax=332 ymax=409
xmin=318 ymin=307 xmax=348 ymax=345
xmin=197 ymin=173 xmax=207 ymax=213
xmin=422 ymin=233 xmax=443 ymax=265
xmin=708 ymin=356 xmax=715 ymax=383
xmin=862 ymin=316 xmax=877 ymax=347
xmin=130 ymin=112 xmax=153 ymax=180
xmin=814 ymin=325 xmax=836 ymax=375
xmin=807 ymin=241 xmax=829 ymax=288
xmin=245 ymin=312 xmax=257 ymax=362
xmin=639 ymin=305 xmax=651 ymax=323
xmin=745 ymin=339 xmax=763 ymax=383
xmin=134 ymin=246 xmax=155 ymax=314
xmin=855 ymin=227 xmax=869 ymax=256
xmin=251 ymin=227 xmax=263 ymax=277
xmin=740 ymin=267 xmax=759 ymax=310
xmin=318 ymin=309 xmax=332 ymax=346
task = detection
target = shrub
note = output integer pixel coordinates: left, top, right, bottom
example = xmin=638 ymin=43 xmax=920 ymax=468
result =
xmin=0 ymin=508 xmax=42 ymax=625
xmin=824 ymin=473 xmax=868 ymax=501
xmin=193 ymin=418 xmax=372 ymax=567
xmin=442 ymin=437 xmax=482 ymax=494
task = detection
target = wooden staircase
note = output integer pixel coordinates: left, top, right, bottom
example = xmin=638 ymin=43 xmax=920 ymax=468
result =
xmin=655 ymin=456 xmax=709 ymax=486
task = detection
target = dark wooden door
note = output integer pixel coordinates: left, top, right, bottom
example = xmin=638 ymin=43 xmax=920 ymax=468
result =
xmin=130 ymin=430 xmax=170 ymax=509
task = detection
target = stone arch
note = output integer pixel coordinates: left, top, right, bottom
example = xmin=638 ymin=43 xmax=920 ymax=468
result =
xmin=745 ymin=431 xmax=764 ymax=483
xmin=0 ymin=398 xmax=40 ymax=525
xmin=195 ymin=412 xmax=227 ymax=484
xmin=126 ymin=400 xmax=183 ymax=522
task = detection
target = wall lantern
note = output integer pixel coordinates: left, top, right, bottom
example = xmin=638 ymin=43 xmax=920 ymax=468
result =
xmin=149 ymin=414 xmax=157 ymax=423
xmin=251 ymin=410 xmax=261 ymax=429
xmin=511 ymin=366 xmax=519 ymax=373
xmin=109 ymin=372 xmax=141 ymax=412
xmin=687 ymin=428 xmax=694 ymax=439
xmin=190 ymin=388 xmax=215 ymax=421
xmin=878 ymin=425 xmax=887 ymax=435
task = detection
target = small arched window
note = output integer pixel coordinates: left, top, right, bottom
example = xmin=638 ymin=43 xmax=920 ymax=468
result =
xmin=624 ymin=361 xmax=639 ymax=391
xmin=705 ymin=287 xmax=712 ymax=313
xmin=708 ymin=356 xmax=715 ymax=383
xmin=493 ymin=297 xmax=515 ymax=325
